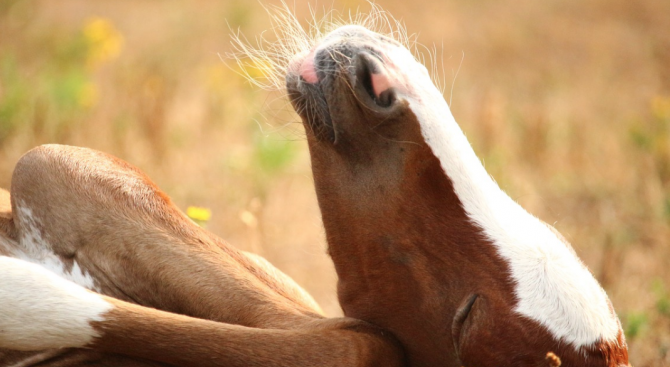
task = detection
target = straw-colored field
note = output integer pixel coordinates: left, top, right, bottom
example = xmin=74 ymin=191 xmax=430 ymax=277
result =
xmin=0 ymin=0 xmax=668 ymax=364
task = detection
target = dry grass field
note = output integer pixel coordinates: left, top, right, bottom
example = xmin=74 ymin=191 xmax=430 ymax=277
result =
xmin=1 ymin=0 xmax=669 ymax=364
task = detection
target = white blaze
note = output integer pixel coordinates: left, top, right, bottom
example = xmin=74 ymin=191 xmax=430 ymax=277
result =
xmin=379 ymin=42 xmax=620 ymax=347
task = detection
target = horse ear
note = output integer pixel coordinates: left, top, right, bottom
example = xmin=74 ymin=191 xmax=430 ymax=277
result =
xmin=451 ymin=293 xmax=479 ymax=363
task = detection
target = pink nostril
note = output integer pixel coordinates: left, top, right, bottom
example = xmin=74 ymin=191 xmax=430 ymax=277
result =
xmin=371 ymin=72 xmax=392 ymax=98
xmin=299 ymin=49 xmax=318 ymax=84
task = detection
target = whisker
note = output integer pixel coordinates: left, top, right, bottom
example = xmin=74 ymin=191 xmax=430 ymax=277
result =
xmin=449 ymin=51 xmax=464 ymax=107
xmin=228 ymin=0 xmax=415 ymax=95
xmin=228 ymin=0 xmax=444 ymax=140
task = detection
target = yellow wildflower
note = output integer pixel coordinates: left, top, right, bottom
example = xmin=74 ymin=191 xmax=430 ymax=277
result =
xmin=187 ymin=206 xmax=212 ymax=223
xmin=83 ymin=17 xmax=124 ymax=69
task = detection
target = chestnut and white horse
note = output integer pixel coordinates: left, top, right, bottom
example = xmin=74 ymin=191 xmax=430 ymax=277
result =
xmin=0 ymin=7 xmax=628 ymax=367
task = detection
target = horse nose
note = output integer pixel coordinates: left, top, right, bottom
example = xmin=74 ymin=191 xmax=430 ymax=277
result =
xmin=312 ymin=31 xmax=397 ymax=108
xmin=292 ymin=26 xmax=376 ymax=85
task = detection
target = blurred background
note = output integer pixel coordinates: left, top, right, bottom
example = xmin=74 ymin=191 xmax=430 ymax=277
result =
xmin=0 ymin=0 xmax=668 ymax=364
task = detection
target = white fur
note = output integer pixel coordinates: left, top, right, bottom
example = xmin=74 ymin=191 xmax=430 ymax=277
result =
xmin=0 ymin=256 xmax=112 ymax=350
xmin=379 ymin=42 xmax=621 ymax=347
xmin=14 ymin=204 xmax=97 ymax=290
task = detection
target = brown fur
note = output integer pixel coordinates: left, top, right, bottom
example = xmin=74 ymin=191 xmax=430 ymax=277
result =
xmin=1 ymin=144 xmax=403 ymax=366
xmin=91 ymin=296 xmax=399 ymax=367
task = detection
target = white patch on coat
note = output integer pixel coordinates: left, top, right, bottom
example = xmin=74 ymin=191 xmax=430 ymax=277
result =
xmin=0 ymin=256 xmax=112 ymax=350
xmin=14 ymin=204 xmax=98 ymax=291
xmin=376 ymin=41 xmax=621 ymax=348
